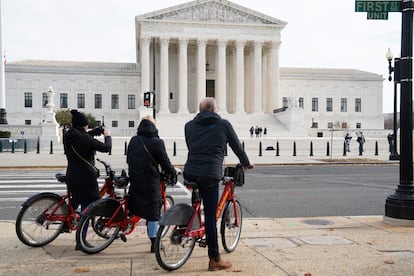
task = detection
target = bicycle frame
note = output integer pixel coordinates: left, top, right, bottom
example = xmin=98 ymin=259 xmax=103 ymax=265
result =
xmin=43 ymin=175 xmax=116 ymax=230
xmin=184 ymin=177 xmax=238 ymax=239
xmin=39 ymin=193 xmax=78 ymax=231
xmin=83 ymin=180 xmax=169 ymax=236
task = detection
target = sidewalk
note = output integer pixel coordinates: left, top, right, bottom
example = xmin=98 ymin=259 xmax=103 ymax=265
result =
xmin=0 ymin=136 xmax=394 ymax=170
xmin=1 ymin=216 xmax=413 ymax=275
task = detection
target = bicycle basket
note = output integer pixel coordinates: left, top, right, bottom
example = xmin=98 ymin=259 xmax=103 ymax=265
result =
xmin=224 ymin=166 xmax=244 ymax=187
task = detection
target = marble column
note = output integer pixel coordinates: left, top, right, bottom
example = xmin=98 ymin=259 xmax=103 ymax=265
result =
xmin=253 ymin=41 xmax=263 ymax=113
xmin=264 ymin=41 xmax=280 ymax=114
xmin=270 ymin=41 xmax=281 ymax=111
xmin=178 ymin=38 xmax=189 ymax=113
xmin=216 ymin=39 xmax=227 ymax=113
xmin=197 ymin=39 xmax=207 ymax=107
xmin=235 ymin=40 xmax=245 ymax=113
xmin=159 ymin=37 xmax=170 ymax=113
xmin=140 ymin=37 xmax=151 ymax=104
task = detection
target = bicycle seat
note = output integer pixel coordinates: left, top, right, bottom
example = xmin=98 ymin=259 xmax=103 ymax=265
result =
xmin=114 ymin=176 xmax=129 ymax=188
xmin=55 ymin=173 xmax=66 ymax=183
xmin=183 ymin=179 xmax=199 ymax=189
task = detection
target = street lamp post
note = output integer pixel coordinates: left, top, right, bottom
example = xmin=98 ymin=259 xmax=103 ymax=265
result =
xmin=385 ymin=0 xmax=414 ymax=223
xmin=386 ymin=48 xmax=400 ymax=160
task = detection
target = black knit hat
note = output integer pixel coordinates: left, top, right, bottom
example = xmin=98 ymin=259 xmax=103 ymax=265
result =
xmin=71 ymin=109 xmax=89 ymax=128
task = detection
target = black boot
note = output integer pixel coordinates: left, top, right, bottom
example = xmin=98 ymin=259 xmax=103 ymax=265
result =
xmin=150 ymin=237 xmax=156 ymax=253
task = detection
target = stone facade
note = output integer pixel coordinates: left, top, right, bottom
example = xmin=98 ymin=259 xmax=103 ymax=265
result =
xmin=0 ymin=0 xmax=384 ymax=138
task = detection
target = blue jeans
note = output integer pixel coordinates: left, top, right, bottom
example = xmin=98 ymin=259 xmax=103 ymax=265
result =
xmin=185 ymin=174 xmax=220 ymax=258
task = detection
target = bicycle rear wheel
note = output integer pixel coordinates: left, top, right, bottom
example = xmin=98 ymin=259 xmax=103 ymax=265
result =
xmin=220 ymin=199 xmax=242 ymax=252
xmin=155 ymin=225 xmax=196 ymax=271
xmin=76 ymin=214 xmax=120 ymax=254
xmin=16 ymin=193 xmax=68 ymax=247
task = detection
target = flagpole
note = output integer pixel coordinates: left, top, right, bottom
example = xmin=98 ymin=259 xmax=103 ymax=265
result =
xmin=0 ymin=0 xmax=8 ymax=124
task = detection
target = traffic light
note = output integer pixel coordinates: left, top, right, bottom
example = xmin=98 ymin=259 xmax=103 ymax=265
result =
xmin=144 ymin=92 xmax=151 ymax=107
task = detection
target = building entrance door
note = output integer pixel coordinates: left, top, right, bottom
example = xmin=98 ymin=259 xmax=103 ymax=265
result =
xmin=206 ymin=80 xmax=215 ymax=98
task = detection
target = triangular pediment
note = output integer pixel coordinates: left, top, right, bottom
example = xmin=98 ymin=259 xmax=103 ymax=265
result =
xmin=137 ymin=0 xmax=286 ymax=26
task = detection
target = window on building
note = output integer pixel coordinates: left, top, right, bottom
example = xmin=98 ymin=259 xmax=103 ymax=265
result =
xmin=95 ymin=120 xmax=101 ymax=126
xmin=112 ymin=120 xmax=118 ymax=128
xmin=111 ymin=94 xmax=119 ymax=109
xmin=341 ymin=122 xmax=348 ymax=129
xmin=60 ymin=93 xmax=68 ymax=108
xmin=341 ymin=98 xmax=347 ymax=112
xmin=355 ymin=98 xmax=362 ymax=112
xmin=24 ymin=92 xmax=33 ymax=108
xmin=299 ymin=97 xmax=304 ymax=108
xmin=94 ymin=94 xmax=102 ymax=109
xmin=128 ymin=94 xmax=135 ymax=109
xmin=327 ymin=122 xmax=333 ymax=129
xmin=326 ymin=98 xmax=333 ymax=112
xmin=282 ymin=97 xmax=288 ymax=108
xmin=42 ymin=93 xmax=48 ymax=108
xmin=356 ymin=122 xmax=361 ymax=128
xmin=77 ymin=93 xmax=85 ymax=109
xmin=312 ymin=97 xmax=318 ymax=112
xmin=128 ymin=121 xmax=135 ymax=128
xmin=25 ymin=120 xmax=31 ymax=125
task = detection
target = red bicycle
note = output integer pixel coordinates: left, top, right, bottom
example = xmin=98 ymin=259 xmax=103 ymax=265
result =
xmin=75 ymin=171 xmax=177 ymax=254
xmin=155 ymin=164 xmax=245 ymax=271
xmin=15 ymin=159 xmax=120 ymax=247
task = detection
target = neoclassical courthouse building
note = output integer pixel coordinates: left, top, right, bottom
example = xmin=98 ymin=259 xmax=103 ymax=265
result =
xmin=3 ymin=0 xmax=384 ymax=138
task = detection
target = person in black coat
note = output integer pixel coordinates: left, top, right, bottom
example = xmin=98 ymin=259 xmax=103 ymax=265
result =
xmin=63 ymin=110 xmax=111 ymax=249
xmin=127 ymin=116 xmax=176 ymax=252
xmin=64 ymin=110 xmax=112 ymax=207
xmin=184 ymin=97 xmax=254 ymax=271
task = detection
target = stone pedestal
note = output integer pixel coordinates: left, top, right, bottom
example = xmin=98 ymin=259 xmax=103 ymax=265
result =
xmin=40 ymin=87 xmax=60 ymax=146
xmin=273 ymin=107 xmax=305 ymax=133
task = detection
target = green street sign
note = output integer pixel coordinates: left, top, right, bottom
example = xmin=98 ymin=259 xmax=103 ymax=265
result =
xmin=355 ymin=1 xmax=401 ymax=12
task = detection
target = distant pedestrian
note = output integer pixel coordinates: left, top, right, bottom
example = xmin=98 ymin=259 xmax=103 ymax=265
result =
xmin=356 ymin=131 xmax=365 ymax=156
xmin=255 ymin=126 xmax=259 ymax=138
xmin=249 ymin=126 xmax=254 ymax=138
xmin=344 ymin=133 xmax=352 ymax=152
xmin=387 ymin=133 xmax=394 ymax=153
xmin=263 ymin=127 xmax=267 ymax=136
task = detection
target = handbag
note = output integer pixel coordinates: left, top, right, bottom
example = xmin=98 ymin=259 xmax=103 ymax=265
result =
xmin=71 ymin=145 xmax=100 ymax=178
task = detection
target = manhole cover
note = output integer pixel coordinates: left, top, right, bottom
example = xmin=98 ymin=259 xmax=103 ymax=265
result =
xmin=301 ymin=219 xmax=334 ymax=225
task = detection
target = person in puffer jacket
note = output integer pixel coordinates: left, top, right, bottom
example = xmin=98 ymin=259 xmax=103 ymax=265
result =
xmin=183 ymin=97 xmax=254 ymax=271
xmin=127 ymin=115 xmax=176 ymax=253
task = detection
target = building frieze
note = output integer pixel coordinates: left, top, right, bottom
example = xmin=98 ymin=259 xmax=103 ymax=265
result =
xmin=137 ymin=0 xmax=286 ymax=27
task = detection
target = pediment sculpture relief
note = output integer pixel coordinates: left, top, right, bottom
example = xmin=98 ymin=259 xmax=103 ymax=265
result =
xmin=148 ymin=2 xmax=276 ymax=25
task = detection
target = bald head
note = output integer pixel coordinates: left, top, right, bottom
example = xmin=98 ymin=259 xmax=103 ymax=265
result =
xmin=199 ymin=97 xmax=217 ymax=113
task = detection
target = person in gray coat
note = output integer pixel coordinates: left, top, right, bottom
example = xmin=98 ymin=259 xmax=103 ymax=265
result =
xmin=184 ymin=97 xmax=253 ymax=271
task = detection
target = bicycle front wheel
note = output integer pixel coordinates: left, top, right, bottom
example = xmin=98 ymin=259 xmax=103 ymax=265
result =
xmin=16 ymin=193 xmax=68 ymax=247
xmin=76 ymin=214 xmax=120 ymax=254
xmin=155 ymin=225 xmax=196 ymax=271
xmin=220 ymin=199 xmax=242 ymax=252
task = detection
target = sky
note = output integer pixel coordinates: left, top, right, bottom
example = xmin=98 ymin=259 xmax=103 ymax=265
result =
xmin=0 ymin=0 xmax=403 ymax=113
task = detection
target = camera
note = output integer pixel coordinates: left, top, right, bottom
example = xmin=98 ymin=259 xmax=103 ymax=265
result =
xmin=88 ymin=126 xmax=105 ymax=137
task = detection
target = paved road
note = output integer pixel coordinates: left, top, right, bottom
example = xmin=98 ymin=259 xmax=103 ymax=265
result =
xmin=0 ymin=169 xmax=190 ymax=221
xmin=239 ymin=164 xmax=399 ymax=218
xmin=0 ymin=164 xmax=399 ymax=220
